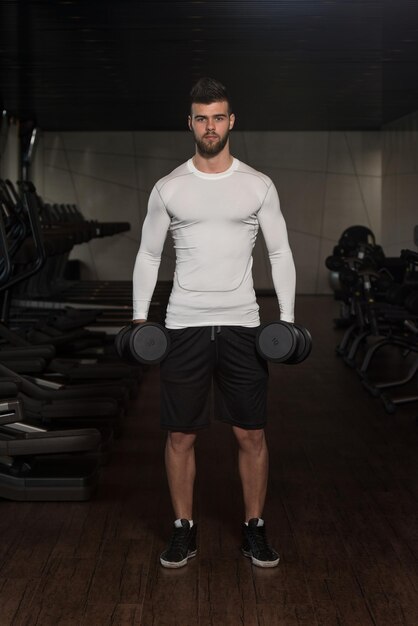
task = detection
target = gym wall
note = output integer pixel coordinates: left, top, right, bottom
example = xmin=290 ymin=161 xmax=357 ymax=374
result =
xmin=382 ymin=111 xmax=418 ymax=256
xmin=31 ymin=130 xmax=381 ymax=294
xmin=0 ymin=119 xmax=20 ymax=183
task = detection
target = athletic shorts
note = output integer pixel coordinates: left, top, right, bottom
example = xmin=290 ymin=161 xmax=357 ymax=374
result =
xmin=160 ymin=326 xmax=269 ymax=431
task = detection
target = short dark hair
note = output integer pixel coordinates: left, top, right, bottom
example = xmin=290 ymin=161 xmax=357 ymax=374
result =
xmin=190 ymin=77 xmax=232 ymax=114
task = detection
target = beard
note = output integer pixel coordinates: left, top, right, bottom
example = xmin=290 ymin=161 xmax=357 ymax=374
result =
xmin=194 ymin=128 xmax=230 ymax=157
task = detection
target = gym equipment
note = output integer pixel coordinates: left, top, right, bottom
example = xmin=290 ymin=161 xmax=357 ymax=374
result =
xmin=115 ymin=325 xmax=135 ymax=363
xmin=115 ymin=322 xmax=171 ymax=365
xmin=256 ymin=321 xmax=312 ymax=364
xmin=286 ymin=324 xmax=313 ymax=364
xmin=0 ymin=396 xmax=101 ymax=501
xmin=325 ymin=225 xmax=418 ymax=415
xmin=117 ymin=321 xmax=311 ymax=366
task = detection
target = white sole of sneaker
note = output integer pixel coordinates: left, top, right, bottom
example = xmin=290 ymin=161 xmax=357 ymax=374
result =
xmin=160 ymin=549 xmax=197 ymax=569
xmin=242 ymin=549 xmax=280 ymax=568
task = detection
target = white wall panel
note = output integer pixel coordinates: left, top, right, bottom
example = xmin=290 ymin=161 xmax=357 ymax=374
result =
xmin=264 ymin=168 xmax=326 ymax=237
xmin=34 ymin=129 xmax=386 ymax=295
xmin=135 ymin=156 xmax=183 ymax=193
xmin=316 ymin=238 xmax=336 ymax=294
xmin=357 ymin=176 xmax=382 ymax=239
xmin=31 ymin=132 xmax=45 ymax=197
xmin=44 ymin=148 xmax=68 ymax=171
xmin=43 ymin=167 xmax=77 ymax=204
xmin=287 ymin=231 xmax=321 ymax=294
xmin=381 ymin=175 xmax=399 ymax=247
xmin=345 ymin=132 xmax=381 ymax=176
xmin=227 ymin=131 xmax=249 ymax=163
xmin=327 ymin=132 xmax=355 ymax=174
xmin=134 ymin=132 xmax=191 ymax=159
xmin=63 ymin=131 xmax=135 ymax=156
xmin=72 ymin=174 xmax=140 ymax=240
xmin=397 ymin=173 xmax=418 ymax=243
xmin=42 ymin=133 xmax=65 ymax=151
xmin=68 ymin=242 xmax=98 ymax=280
xmin=243 ymin=131 xmax=328 ymax=172
xmin=322 ymin=174 xmax=373 ymax=241
xmin=382 ymin=114 xmax=418 ymax=253
xmin=67 ymin=151 xmax=137 ymax=188
xmin=88 ymin=236 xmax=139 ymax=281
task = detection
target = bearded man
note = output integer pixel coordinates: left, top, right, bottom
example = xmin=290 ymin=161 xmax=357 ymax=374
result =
xmin=132 ymin=77 xmax=296 ymax=569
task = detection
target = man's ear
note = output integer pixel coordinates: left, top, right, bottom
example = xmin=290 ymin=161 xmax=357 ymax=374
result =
xmin=229 ymin=113 xmax=235 ymax=130
xmin=188 ymin=115 xmax=192 ymax=131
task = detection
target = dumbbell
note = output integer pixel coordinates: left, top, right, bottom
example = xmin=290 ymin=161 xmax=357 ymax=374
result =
xmin=115 ymin=322 xmax=171 ymax=365
xmin=256 ymin=321 xmax=312 ymax=364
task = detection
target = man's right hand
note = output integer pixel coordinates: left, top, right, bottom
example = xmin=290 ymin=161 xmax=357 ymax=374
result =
xmin=132 ymin=319 xmax=147 ymax=324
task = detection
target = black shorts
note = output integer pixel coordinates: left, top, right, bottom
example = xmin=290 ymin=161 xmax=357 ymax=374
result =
xmin=160 ymin=326 xmax=269 ymax=431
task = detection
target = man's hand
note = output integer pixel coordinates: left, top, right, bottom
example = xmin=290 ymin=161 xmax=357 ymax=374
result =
xmin=132 ymin=319 xmax=147 ymax=324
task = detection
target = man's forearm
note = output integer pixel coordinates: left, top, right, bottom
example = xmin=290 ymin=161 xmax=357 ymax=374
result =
xmin=132 ymin=250 xmax=162 ymax=320
xmin=269 ymin=248 xmax=296 ymax=323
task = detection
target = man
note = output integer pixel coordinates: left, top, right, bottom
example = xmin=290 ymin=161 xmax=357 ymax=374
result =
xmin=132 ymin=77 xmax=296 ymax=569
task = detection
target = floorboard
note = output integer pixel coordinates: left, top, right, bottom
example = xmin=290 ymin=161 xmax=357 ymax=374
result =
xmin=1 ymin=295 xmax=417 ymax=625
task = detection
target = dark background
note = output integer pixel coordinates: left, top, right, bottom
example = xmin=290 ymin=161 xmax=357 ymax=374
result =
xmin=1 ymin=0 xmax=418 ymax=131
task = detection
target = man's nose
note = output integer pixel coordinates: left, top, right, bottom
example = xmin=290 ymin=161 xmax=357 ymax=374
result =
xmin=206 ymin=119 xmax=215 ymax=131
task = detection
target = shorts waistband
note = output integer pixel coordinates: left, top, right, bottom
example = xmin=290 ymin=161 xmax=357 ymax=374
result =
xmin=210 ymin=326 xmax=222 ymax=341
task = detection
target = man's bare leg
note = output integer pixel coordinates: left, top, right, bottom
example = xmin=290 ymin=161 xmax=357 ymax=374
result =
xmin=233 ymin=425 xmax=279 ymax=567
xmin=232 ymin=426 xmax=268 ymax=521
xmin=160 ymin=431 xmax=198 ymax=568
xmin=164 ymin=431 xmax=197 ymax=519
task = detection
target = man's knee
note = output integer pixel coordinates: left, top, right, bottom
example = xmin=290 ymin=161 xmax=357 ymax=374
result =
xmin=166 ymin=431 xmax=197 ymax=453
xmin=233 ymin=426 xmax=266 ymax=452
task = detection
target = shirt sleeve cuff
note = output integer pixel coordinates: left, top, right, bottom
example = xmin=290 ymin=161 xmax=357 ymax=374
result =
xmin=280 ymin=314 xmax=295 ymax=323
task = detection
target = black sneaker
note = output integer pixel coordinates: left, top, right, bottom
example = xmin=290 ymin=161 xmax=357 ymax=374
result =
xmin=160 ymin=519 xmax=197 ymax=569
xmin=241 ymin=518 xmax=280 ymax=568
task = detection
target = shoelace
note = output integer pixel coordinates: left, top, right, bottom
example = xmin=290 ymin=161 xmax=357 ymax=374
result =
xmin=247 ymin=525 xmax=272 ymax=553
xmin=168 ymin=526 xmax=189 ymax=550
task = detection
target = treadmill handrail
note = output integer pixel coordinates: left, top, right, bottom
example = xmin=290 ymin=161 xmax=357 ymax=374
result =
xmin=0 ymin=181 xmax=47 ymax=291
xmin=0 ymin=204 xmax=12 ymax=286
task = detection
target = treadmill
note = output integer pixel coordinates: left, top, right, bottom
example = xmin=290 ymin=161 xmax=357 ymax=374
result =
xmin=0 ymin=389 xmax=101 ymax=501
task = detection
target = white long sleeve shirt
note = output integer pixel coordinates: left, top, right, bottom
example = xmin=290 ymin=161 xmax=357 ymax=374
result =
xmin=133 ymin=157 xmax=296 ymax=329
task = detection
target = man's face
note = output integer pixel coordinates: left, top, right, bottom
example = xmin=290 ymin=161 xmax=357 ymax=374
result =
xmin=188 ymin=101 xmax=235 ymax=157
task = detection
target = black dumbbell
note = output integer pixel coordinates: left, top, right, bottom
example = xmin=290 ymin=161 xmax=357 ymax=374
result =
xmin=115 ymin=325 xmax=135 ymax=363
xmin=256 ymin=321 xmax=312 ymax=364
xmin=286 ymin=324 xmax=312 ymax=364
xmin=115 ymin=322 xmax=171 ymax=365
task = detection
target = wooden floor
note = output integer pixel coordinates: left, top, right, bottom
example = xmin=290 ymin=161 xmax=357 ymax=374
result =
xmin=1 ymin=296 xmax=418 ymax=626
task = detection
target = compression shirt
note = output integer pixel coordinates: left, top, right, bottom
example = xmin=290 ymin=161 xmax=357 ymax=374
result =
xmin=133 ymin=157 xmax=296 ymax=329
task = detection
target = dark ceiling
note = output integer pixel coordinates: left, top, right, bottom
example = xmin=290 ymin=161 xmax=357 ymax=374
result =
xmin=1 ymin=0 xmax=418 ymax=131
